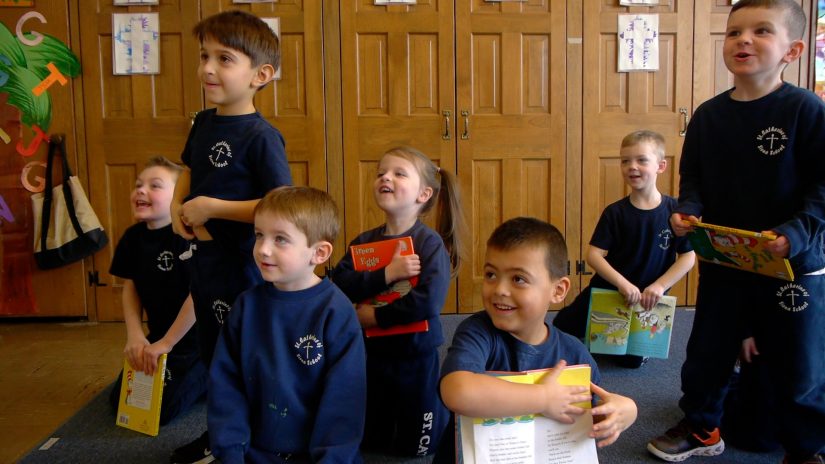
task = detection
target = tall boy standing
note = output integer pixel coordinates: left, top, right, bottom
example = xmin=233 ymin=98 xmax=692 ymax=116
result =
xmin=208 ymin=186 xmax=366 ymax=463
xmin=437 ymin=217 xmax=637 ymax=460
xmin=648 ymin=1 xmax=825 ymax=462
xmin=553 ymin=130 xmax=695 ymax=368
xmin=170 ymin=10 xmax=292 ymax=464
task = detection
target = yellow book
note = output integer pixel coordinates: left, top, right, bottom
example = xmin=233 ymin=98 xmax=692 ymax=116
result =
xmin=456 ymin=365 xmax=599 ymax=464
xmin=687 ymin=221 xmax=794 ymax=281
xmin=115 ymin=353 xmax=167 ymax=436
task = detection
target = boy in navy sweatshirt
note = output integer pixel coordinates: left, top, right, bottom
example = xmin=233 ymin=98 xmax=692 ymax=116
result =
xmin=208 ymin=186 xmax=367 ymax=463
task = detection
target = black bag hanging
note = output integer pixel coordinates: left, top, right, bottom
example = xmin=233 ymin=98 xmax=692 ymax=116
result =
xmin=31 ymin=134 xmax=108 ymax=269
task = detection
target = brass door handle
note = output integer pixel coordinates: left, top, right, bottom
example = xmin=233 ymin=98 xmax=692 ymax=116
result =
xmin=461 ymin=110 xmax=470 ymax=140
xmin=679 ymin=107 xmax=689 ymax=137
xmin=442 ymin=110 xmax=451 ymax=140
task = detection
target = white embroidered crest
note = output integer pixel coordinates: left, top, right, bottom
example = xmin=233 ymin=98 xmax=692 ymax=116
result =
xmin=294 ymin=334 xmax=324 ymax=366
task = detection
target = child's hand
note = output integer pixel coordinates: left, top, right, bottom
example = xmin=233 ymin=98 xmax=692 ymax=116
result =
xmin=354 ymin=303 xmax=378 ymax=328
xmin=763 ymin=232 xmax=789 ymax=258
xmin=741 ymin=336 xmax=759 ymax=363
xmin=142 ymin=340 xmax=173 ymax=376
xmin=538 ymin=360 xmax=591 ymax=424
xmin=384 ymin=241 xmax=421 ymax=284
xmin=640 ymin=283 xmax=665 ymax=310
xmin=590 ymin=383 xmax=638 ymax=447
xmin=670 ymin=213 xmax=697 ymax=237
xmin=179 ymin=196 xmax=213 ymax=228
xmin=171 ymin=201 xmax=195 ymax=240
xmin=618 ymin=283 xmax=641 ymax=307
xmin=124 ymin=337 xmax=149 ymax=372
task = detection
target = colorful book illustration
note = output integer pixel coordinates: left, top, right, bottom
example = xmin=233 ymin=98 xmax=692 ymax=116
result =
xmin=115 ymin=353 xmax=167 ymax=436
xmin=456 ymin=365 xmax=598 ymax=464
xmin=687 ymin=221 xmax=794 ymax=281
xmin=350 ymin=236 xmax=428 ymax=337
xmin=586 ymin=288 xmax=676 ymax=359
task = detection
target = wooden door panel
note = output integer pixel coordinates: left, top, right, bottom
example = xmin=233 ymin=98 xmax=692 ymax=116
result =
xmin=582 ymin=0 xmax=692 ymax=305
xmin=456 ymin=0 xmax=566 ymax=312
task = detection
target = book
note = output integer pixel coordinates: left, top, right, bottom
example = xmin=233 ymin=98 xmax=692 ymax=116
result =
xmin=350 ymin=236 xmax=429 ymax=337
xmin=115 ymin=353 xmax=167 ymax=436
xmin=687 ymin=221 xmax=794 ymax=281
xmin=586 ymin=288 xmax=676 ymax=359
xmin=456 ymin=365 xmax=598 ymax=464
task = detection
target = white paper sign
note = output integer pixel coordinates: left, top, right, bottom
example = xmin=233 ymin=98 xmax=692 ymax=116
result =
xmin=619 ymin=0 xmax=659 ymax=5
xmin=112 ymin=13 xmax=160 ymax=75
xmin=618 ymin=14 xmax=659 ymax=72
xmin=114 ymin=0 xmax=158 ymax=4
xmin=374 ymin=0 xmax=417 ymax=4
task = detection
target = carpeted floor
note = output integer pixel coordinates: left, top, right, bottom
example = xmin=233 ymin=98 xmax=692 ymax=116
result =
xmin=21 ymin=310 xmax=784 ymax=463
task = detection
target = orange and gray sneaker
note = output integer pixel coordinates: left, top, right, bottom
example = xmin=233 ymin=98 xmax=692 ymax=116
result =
xmin=647 ymin=419 xmax=725 ymax=462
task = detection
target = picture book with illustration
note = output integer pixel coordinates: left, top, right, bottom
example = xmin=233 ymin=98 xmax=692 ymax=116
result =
xmin=350 ymin=236 xmax=428 ymax=337
xmin=687 ymin=221 xmax=794 ymax=281
xmin=115 ymin=353 xmax=167 ymax=436
xmin=586 ymin=288 xmax=676 ymax=359
xmin=456 ymin=365 xmax=598 ymax=464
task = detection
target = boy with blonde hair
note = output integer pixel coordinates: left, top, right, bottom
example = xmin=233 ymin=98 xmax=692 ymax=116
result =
xmin=649 ymin=1 xmax=825 ymax=462
xmin=208 ymin=186 xmax=366 ymax=463
xmin=553 ymin=130 xmax=694 ymax=368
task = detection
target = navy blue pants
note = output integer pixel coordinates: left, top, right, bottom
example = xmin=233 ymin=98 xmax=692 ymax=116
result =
xmin=109 ymin=349 xmax=207 ymax=425
xmin=680 ymin=271 xmax=825 ymax=456
xmin=363 ymin=350 xmax=449 ymax=457
xmin=187 ymin=240 xmax=262 ymax=366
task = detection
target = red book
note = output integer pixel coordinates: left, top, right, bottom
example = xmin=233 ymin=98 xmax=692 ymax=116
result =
xmin=350 ymin=236 xmax=429 ymax=337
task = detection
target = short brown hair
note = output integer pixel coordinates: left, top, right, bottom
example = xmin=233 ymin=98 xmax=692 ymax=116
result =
xmin=730 ymin=0 xmax=807 ymax=40
xmin=144 ymin=155 xmax=183 ymax=180
xmin=486 ymin=217 xmax=568 ymax=280
xmin=621 ymin=130 xmax=666 ymax=161
xmin=193 ymin=10 xmax=280 ymax=70
xmin=254 ymin=186 xmax=339 ymax=245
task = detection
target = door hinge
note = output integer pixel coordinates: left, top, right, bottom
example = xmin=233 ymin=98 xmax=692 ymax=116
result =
xmin=575 ymin=260 xmax=593 ymax=276
xmin=88 ymin=271 xmax=108 ymax=287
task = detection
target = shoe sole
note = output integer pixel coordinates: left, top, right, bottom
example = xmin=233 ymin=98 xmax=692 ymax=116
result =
xmin=646 ymin=439 xmax=725 ymax=462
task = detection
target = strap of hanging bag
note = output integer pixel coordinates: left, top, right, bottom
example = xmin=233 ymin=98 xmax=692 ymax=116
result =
xmin=39 ymin=134 xmax=87 ymax=253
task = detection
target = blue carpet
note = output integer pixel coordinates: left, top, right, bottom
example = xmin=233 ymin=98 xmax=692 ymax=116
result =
xmin=21 ymin=310 xmax=784 ymax=463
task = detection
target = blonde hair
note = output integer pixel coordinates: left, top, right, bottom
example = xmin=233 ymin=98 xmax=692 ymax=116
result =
xmin=621 ymin=130 xmax=666 ymax=161
xmin=381 ymin=146 xmax=466 ymax=275
xmin=144 ymin=155 xmax=183 ymax=180
xmin=254 ymin=186 xmax=339 ymax=245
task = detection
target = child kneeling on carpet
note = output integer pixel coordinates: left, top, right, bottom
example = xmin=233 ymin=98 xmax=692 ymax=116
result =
xmin=208 ymin=186 xmax=367 ymax=463
xmin=108 ymin=156 xmax=208 ymax=425
xmin=436 ymin=217 xmax=638 ymax=460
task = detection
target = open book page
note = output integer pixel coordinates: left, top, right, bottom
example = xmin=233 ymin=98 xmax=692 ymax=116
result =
xmin=457 ymin=366 xmax=598 ymax=464
xmin=587 ymin=288 xmax=675 ymax=359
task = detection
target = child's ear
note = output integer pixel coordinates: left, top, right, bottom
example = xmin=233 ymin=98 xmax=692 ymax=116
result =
xmin=782 ymin=39 xmax=805 ymax=64
xmin=251 ymin=63 xmax=276 ymax=88
xmin=549 ymin=276 xmax=571 ymax=304
xmin=417 ymin=186 xmax=434 ymax=204
xmin=310 ymin=241 xmax=333 ymax=266
xmin=657 ymin=158 xmax=667 ymax=174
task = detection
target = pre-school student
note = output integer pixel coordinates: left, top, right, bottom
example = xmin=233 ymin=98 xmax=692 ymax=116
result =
xmin=331 ymin=146 xmax=465 ymax=457
xmin=108 ymin=156 xmax=207 ymax=425
xmin=169 ymin=10 xmax=292 ymax=463
xmin=647 ymin=1 xmax=825 ymax=462
xmin=208 ymin=186 xmax=366 ymax=464
xmin=438 ymin=217 xmax=638 ymax=459
xmin=553 ymin=130 xmax=695 ymax=368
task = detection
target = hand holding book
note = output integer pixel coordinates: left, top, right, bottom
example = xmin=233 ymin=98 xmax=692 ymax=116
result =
xmin=384 ymin=240 xmax=421 ymax=284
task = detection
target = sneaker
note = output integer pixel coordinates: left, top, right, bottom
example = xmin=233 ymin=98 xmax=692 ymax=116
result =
xmin=782 ymin=454 xmax=825 ymax=464
xmin=647 ymin=419 xmax=725 ymax=462
xmin=169 ymin=431 xmax=215 ymax=464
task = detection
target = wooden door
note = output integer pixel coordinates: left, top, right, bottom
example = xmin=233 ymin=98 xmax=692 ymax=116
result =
xmin=339 ymin=0 xmax=458 ymax=310
xmin=581 ymin=0 xmax=694 ymax=305
xmin=82 ymin=1 xmax=326 ymax=320
xmin=455 ymin=0 xmax=568 ymax=312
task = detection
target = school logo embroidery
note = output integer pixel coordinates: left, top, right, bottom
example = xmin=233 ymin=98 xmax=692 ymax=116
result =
xmin=212 ymin=299 xmax=231 ymax=324
xmin=776 ymin=283 xmax=809 ymax=313
xmin=756 ymin=126 xmax=788 ymax=156
xmin=294 ymin=334 xmax=324 ymax=366
xmin=209 ymin=141 xmax=232 ymax=168
xmin=658 ymin=228 xmax=673 ymax=250
xmin=156 ymin=251 xmax=175 ymax=271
